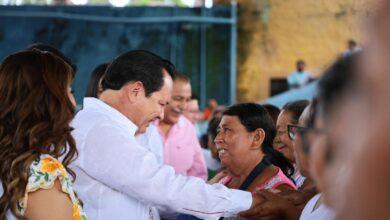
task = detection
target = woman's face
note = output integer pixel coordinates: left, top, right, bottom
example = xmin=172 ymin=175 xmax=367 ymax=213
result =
xmin=215 ymin=115 xmax=255 ymax=170
xmin=293 ymin=107 xmax=311 ymax=178
xmin=207 ymin=134 xmax=219 ymax=159
xmin=308 ymin=112 xmax=329 ymax=196
xmin=275 ymin=110 xmax=296 ymax=163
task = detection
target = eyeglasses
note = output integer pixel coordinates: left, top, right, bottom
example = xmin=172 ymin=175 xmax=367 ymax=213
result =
xmin=287 ymin=124 xmax=308 ymax=141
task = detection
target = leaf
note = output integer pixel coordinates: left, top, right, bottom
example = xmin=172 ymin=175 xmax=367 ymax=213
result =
xmin=17 ymin=202 xmax=23 ymax=212
xmin=33 ymin=157 xmax=40 ymax=165
xmin=44 ymin=173 xmax=49 ymax=182
xmin=28 ymin=168 xmax=34 ymax=177
xmin=34 ymin=175 xmax=41 ymax=183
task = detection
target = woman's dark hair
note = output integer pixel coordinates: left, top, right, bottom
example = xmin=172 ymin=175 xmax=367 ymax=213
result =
xmin=0 ymin=50 xmax=78 ymax=219
xmin=282 ymin=100 xmax=310 ymax=124
xmin=26 ymin=43 xmax=77 ymax=73
xmin=315 ymin=53 xmax=360 ymax=164
xmin=306 ymin=98 xmax=318 ymax=129
xmin=85 ymin=63 xmax=109 ymax=98
xmin=223 ymin=103 xmax=294 ymax=178
xmin=102 ymin=50 xmax=174 ymax=97
xmin=207 ymin=116 xmax=221 ymax=142
xmin=262 ymin=104 xmax=280 ymax=125
xmin=317 ymin=52 xmax=360 ymax=116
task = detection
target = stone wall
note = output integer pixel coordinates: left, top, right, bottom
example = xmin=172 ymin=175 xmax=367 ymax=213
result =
xmin=217 ymin=0 xmax=378 ymax=102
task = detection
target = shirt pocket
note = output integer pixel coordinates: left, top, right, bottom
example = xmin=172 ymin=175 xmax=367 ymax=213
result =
xmin=170 ymin=141 xmax=195 ymax=173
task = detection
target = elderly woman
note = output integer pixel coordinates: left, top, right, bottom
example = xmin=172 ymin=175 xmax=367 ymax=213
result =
xmin=215 ymin=103 xmax=296 ymax=192
xmin=274 ymin=100 xmax=310 ymax=188
xmin=245 ymin=103 xmax=318 ymax=220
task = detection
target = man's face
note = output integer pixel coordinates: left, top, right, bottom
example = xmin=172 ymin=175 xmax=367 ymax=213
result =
xmin=184 ymin=99 xmax=200 ymax=124
xmin=208 ymin=99 xmax=218 ymax=109
xmin=297 ymin=62 xmax=305 ymax=72
xmin=163 ymin=80 xmax=192 ymax=125
xmin=308 ymin=112 xmax=329 ymax=198
xmin=136 ymin=71 xmax=173 ymax=133
xmin=326 ymin=18 xmax=390 ymax=218
xmin=348 ymin=41 xmax=356 ymax=50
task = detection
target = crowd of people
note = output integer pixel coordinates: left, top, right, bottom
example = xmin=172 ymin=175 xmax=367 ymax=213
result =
xmin=1 ymin=1 xmax=390 ymax=220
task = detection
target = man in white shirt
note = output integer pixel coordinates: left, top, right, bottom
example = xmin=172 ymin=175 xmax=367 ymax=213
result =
xmin=287 ymin=60 xmax=312 ymax=89
xmin=71 ymin=50 xmax=263 ymax=220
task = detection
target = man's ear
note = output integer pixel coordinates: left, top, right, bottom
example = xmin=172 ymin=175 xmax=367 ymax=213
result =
xmin=124 ymin=81 xmax=144 ymax=103
xmin=251 ymin=128 xmax=266 ymax=150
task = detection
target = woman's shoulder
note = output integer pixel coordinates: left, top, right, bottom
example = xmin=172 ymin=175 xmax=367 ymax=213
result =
xmin=18 ymin=155 xmax=70 ymax=213
xmin=245 ymin=165 xmax=279 ymax=192
xmin=27 ymin=155 xmax=71 ymax=191
xmin=257 ymin=167 xmax=297 ymax=191
xmin=19 ymin=154 xmax=87 ymax=219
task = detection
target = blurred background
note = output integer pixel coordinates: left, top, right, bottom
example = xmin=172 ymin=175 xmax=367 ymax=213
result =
xmin=0 ymin=0 xmax=376 ymax=108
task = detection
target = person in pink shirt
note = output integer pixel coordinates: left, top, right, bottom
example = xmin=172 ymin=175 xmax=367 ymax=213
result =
xmin=156 ymin=72 xmax=208 ymax=180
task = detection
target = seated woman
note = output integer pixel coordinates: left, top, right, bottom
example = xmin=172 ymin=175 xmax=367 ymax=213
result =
xmin=274 ymin=100 xmax=310 ymax=188
xmin=0 ymin=50 xmax=86 ymax=219
xmin=215 ymin=103 xmax=296 ymax=192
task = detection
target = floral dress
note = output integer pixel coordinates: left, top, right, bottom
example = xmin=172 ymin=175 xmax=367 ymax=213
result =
xmin=18 ymin=154 xmax=87 ymax=220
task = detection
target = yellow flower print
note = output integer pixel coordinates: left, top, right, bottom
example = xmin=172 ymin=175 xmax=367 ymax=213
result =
xmin=40 ymin=157 xmax=61 ymax=173
xmin=73 ymin=203 xmax=82 ymax=220
xmin=40 ymin=157 xmax=68 ymax=177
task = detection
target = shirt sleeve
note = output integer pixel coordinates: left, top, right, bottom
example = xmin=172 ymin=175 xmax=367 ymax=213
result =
xmin=81 ymin=122 xmax=252 ymax=219
xmin=287 ymin=73 xmax=294 ymax=85
xmin=187 ymin=126 xmax=208 ymax=180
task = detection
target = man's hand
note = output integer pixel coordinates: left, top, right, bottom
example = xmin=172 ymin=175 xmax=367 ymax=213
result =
xmin=237 ymin=192 xmax=267 ymax=219
xmin=207 ymin=171 xmax=228 ymax=184
xmin=239 ymin=190 xmax=301 ymax=220
xmin=280 ymin=188 xmax=316 ymax=206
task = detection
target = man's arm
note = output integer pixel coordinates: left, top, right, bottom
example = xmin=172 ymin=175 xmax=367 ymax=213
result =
xmin=239 ymin=190 xmax=302 ymax=220
xmin=80 ymin=123 xmax=252 ymax=219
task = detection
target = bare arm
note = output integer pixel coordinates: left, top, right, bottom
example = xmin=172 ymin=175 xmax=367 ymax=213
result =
xmin=25 ymin=180 xmax=73 ymax=220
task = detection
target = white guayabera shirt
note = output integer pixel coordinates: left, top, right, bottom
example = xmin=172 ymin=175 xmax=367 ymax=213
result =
xmin=70 ymin=98 xmax=252 ymax=220
xmin=136 ymin=124 xmax=164 ymax=220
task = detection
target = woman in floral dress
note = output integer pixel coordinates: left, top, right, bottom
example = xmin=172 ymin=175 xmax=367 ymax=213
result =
xmin=0 ymin=50 xmax=86 ymax=220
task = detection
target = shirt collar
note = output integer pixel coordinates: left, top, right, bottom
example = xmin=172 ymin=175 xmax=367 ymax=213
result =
xmin=177 ymin=115 xmax=186 ymax=128
xmin=154 ymin=115 xmax=186 ymax=129
xmin=83 ymin=97 xmax=138 ymax=136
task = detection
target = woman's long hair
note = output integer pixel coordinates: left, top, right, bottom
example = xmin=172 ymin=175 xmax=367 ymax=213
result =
xmin=0 ymin=50 xmax=78 ymax=219
xmin=222 ymin=103 xmax=295 ymax=178
xmin=85 ymin=63 xmax=109 ymax=98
